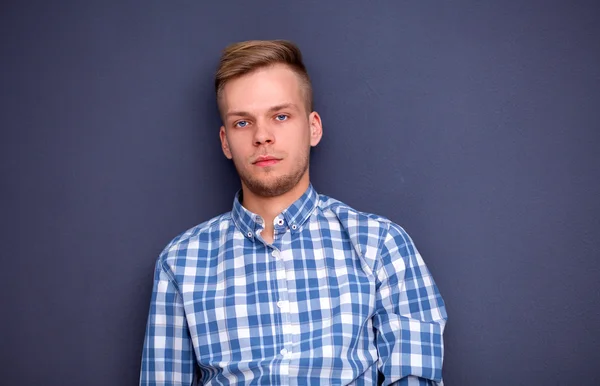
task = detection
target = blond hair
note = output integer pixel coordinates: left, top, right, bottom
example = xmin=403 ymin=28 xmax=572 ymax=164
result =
xmin=215 ymin=40 xmax=313 ymax=113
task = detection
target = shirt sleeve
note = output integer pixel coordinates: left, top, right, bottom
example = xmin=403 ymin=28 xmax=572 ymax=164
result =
xmin=140 ymin=259 xmax=197 ymax=386
xmin=373 ymin=223 xmax=448 ymax=386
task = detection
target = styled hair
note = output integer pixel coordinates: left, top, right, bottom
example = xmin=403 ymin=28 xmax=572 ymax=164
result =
xmin=215 ymin=40 xmax=313 ymax=113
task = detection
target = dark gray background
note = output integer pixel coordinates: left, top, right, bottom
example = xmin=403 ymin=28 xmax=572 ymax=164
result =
xmin=1 ymin=1 xmax=599 ymax=385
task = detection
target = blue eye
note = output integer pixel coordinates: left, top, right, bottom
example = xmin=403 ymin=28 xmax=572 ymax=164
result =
xmin=235 ymin=120 xmax=248 ymax=128
xmin=275 ymin=114 xmax=288 ymax=121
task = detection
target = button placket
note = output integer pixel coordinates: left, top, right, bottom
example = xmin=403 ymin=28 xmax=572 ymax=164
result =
xmin=269 ymin=243 xmax=293 ymax=367
xmin=274 ymin=247 xmax=294 ymax=366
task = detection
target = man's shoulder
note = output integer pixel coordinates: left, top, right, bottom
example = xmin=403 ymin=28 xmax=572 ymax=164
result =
xmin=316 ymin=194 xmax=407 ymax=274
xmin=316 ymin=193 xmax=414 ymax=246
xmin=159 ymin=211 xmax=233 ymax=258
xmin=317 ymin=193 xmax=393 ymax=227
xmin=316 ymin=193 xmax=401 ymax=251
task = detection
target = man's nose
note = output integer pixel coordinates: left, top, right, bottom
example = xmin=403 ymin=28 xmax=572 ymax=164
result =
xmin=253 ymin=122 xmax=274 ymax=145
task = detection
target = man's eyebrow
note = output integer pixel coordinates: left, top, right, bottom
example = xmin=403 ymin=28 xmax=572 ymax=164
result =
xmin=267 ymin=103 xmax=298 ymax=113
xmin=225 ymin=103 xmax=299 ymax=119
xmin=225 ymin=110 xmax=252 ymax=119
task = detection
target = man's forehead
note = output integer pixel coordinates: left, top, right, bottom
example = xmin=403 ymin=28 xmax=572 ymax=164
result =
xmin=218 ymin=64 xmax=309 ymax=116
xmin=222 ymin=77 xmax=303 ymax=114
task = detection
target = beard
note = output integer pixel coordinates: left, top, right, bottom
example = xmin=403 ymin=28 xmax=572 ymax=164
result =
xmin=233 ymin=149 xmax=309 ymax=198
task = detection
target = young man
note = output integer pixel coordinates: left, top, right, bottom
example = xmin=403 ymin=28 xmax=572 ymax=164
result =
xmin=140 ymin=40 xmax=447 ymax=386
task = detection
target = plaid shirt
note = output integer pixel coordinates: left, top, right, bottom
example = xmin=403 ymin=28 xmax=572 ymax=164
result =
xmin=140 ymin=185 xmax=447 ymax=385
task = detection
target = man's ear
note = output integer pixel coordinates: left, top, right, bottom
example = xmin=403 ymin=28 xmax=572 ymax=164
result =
xmin=220 ymin=126 xmax=233 ymax=159
xmin=308 ymin=111 xmax=323 ymax=147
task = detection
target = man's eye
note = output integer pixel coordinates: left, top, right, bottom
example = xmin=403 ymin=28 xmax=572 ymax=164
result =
xmin=275 ymin=114 xmax=288 ymax=121
xmin=235 ymin=120 xmax=248 ymax=128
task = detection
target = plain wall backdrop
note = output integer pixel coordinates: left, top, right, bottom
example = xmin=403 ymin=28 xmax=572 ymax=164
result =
xmin=1 ymin=1 xmax=599 ymax=385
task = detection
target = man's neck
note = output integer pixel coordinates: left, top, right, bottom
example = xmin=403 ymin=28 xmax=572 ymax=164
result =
xmin=241 ymin=175 xmax=310 ymax=243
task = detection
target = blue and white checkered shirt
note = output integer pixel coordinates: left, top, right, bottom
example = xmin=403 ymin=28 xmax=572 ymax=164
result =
xmin=140 ymin=184 xmax=447 ymax=385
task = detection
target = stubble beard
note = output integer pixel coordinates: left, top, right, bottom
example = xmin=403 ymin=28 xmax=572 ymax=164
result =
xmin=234 ymin=150 xmax=310 ymax=198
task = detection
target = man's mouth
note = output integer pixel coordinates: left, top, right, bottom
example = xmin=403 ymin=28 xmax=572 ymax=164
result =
xmin=253 ymin=155 xmax=281 ymax=167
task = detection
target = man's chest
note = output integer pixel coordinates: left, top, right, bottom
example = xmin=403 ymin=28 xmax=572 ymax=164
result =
xmin=175 ymin=237 xmax=377 ymax=364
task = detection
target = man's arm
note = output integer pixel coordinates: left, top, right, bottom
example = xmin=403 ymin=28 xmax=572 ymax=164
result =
xmin=373 ymin=223 xmax=447 ymax=386
xmin=140 ymin=259 xmax=197 ymax=386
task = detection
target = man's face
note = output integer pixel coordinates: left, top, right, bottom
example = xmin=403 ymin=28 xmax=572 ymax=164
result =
xmin=219 ymin=64 xmax=322 ymax=198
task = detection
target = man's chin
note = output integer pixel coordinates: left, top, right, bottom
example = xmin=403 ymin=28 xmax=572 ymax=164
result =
xmin=241 ymin=175 xmax=300 ymax=198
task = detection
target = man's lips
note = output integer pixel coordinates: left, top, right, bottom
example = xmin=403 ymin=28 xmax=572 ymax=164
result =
xmin=253 ymin=156 xmax=281 ymax=167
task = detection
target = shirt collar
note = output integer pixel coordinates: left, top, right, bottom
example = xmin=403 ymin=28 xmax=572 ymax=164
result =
xmin=232 ymin=184 xmax=319 ymax=241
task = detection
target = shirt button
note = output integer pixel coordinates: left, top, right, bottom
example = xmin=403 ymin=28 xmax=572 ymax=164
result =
xmin=277 ymin=300 xmax=289 ymax=311
xmin=291 ymin=224 xmax=297 ymax=230
xmin=277 ymin=219 xmax=284 ymax=226
xmin=247 ymin=232 xmax=252 ymax=238
xmin=280 ymin=348 xmax=288 ymax=356
xmin=271 ymin=250 xmax=280 ymax=259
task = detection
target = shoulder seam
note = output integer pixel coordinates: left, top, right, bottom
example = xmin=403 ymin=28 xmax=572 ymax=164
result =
xmin=159 ymin=212 xmax=231 ymax=260
xmin=321 ymin=198 xmax=392 ymax=225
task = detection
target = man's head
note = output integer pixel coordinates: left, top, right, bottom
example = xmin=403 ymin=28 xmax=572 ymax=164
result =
xmin=216 ymin=40 xmax=322 ymax=198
